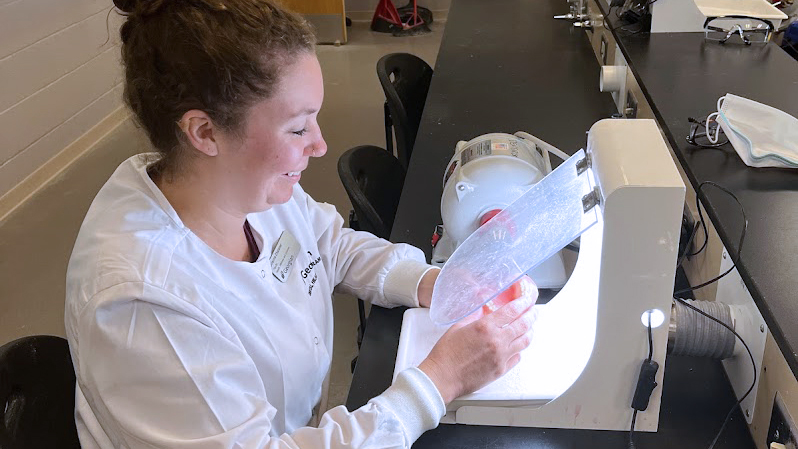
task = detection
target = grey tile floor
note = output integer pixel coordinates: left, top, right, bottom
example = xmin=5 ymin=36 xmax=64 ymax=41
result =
xmin=0 ymin=20 xmax=443 ymax=411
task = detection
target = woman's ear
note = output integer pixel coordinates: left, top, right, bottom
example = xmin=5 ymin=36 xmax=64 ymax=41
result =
xmin=178 ymin=110 xmax=219 ymax=157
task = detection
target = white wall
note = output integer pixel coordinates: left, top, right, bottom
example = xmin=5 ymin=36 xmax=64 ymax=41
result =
xmin=0 ymin=0 xmax=125 ymax=203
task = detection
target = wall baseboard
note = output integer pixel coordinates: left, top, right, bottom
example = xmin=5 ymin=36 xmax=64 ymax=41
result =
xmin=0 ymin=106 xmax=130 ymax=223
xmin=306 ymin=13 xmax=348 ymax=44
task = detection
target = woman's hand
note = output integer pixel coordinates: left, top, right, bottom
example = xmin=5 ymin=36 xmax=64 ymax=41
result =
xmin=418 ymin=280 xmax=538 ymax=404
xmin=417 ymin=268 xmax=440 ymax=308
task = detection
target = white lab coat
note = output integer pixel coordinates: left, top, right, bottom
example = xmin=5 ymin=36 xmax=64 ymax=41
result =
xmin=65 ymin=155 xmax=445 ymax=449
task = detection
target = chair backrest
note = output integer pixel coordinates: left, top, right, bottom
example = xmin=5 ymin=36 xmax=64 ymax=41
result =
xmin=337 ymin=145 xmax=407 ymax=240
xmin=0 ymin=336 xmax=80 ymax=449
xmin=376 ymin=53 xmax=433 ymax=170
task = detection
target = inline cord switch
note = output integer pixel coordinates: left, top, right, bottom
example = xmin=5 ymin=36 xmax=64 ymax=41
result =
xmin=631 ymin=359 xmax=659 ymax=411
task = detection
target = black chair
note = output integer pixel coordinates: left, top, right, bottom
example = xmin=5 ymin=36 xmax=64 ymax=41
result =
xmin=376 ymin=53 xmax=433 ymax=170
xmin=338 ymin=146 xmax=407 ymax=371
xmin=0 ymin=335 xmax=80 ymax=449
xmin=338 ymin=145 xmax=407 ymax=241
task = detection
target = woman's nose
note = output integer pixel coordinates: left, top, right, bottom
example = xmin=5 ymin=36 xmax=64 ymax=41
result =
xmin=310 ymin=133 xmax=327 ymax=158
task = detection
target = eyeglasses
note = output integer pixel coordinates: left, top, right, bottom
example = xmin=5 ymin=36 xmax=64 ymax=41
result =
xmin=703 ymin=15 xmax=774 ymax=45
xmin=687 ymin=116 xmax=728 ymax=148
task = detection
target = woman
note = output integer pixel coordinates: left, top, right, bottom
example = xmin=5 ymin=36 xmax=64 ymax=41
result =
xmin=65 ymin=1 xmax=538 ymax=447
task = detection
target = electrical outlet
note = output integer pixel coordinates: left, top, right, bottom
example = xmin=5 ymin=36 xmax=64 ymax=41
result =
xmin=768 ymin=393 xmax=797 ymax=449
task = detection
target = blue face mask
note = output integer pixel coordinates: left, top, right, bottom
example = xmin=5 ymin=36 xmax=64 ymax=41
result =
xmin=706 ymin=94 xmax=798 ymax=169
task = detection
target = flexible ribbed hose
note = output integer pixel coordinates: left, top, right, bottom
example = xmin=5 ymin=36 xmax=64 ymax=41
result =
xmin=669 ymin=300 xmax=735 ymax=359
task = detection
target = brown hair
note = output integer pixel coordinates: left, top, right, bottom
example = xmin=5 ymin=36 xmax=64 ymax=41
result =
xmin=113 ymin=0 xmax=316 ymax=179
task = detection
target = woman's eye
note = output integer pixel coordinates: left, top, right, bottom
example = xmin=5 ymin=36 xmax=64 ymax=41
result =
xmin=293 ymin=129 xmax=307 ymax=136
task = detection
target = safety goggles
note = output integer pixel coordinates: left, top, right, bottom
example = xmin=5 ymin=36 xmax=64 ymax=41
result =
xmin=687 ymin=116 xmax=728 ymax=148
xmin=703 ymin=15 xmax=774 ymax=45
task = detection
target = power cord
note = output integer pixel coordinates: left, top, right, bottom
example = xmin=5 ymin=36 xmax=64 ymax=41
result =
xmin=672 ymin=297 xmax=757 ymax=449
xmin=678 ymin=180 xmax=726 ymax=273
xmin=629 ymin=312 xmax=655 ymax=449
xmin=633 ymin=180 xmax=753 ymax=449
xmin=687 ymin=214 xmax=709 ymax=259
xmin=672 ymin=180 xmax=755 ymax=449
xmin=677 ymin=219 xmax=702 ymax=268
xmin=674 ymin=181 xmax=747 ymax=297
xmin=679 ymin=205 xmax=710 ymax=268
xmin=606 ymin=14 xmax=650 ymax=36
xmin=605 ymin=0 xmax=659 ymax=35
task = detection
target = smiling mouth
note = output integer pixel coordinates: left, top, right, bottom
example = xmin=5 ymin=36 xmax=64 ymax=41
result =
xmin=285 ymin=171 xmax=301 ymax=177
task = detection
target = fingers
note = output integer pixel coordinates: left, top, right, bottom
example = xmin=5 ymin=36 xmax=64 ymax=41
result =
xmin=507 ymin=326 xmax=535 ymax=354
xmin=489 ymin=290 xmax=537 ymax=328
xmin=427 ymin=301 xmax=537 ymax=401
xmin=518 ymin=276 xmax=539 ymax=302
xmin=490 ymin=277 xmax=538 ymax=326
xmin=503 ymin=306 xmax=538 ymax=340
xmin=505 ymin=353 xmax=522 ymax=372
xmin=506 ymin=305 xmax=538 ymax=353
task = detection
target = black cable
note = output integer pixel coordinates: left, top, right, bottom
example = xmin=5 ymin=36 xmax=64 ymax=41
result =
xmin=629 ymin=410 xmax=639 ymax=449
xmin=603 ymin=5 xmax=622 ymax=32
xmin=629 ymin=180 xmax=745 ymax=449
xmin=606 ymin=4 xmax=642 ymax=34
xmin=646 ymin=312 xmax=653 ymax=361
xmin=673 ymin=181 xmax=747 ymax=297
xmin=629 ymin=312 xmax=654 ymax=449
xmin=677 ymin=220 xmax=701 ymax=268
xmin=688 ymin=211 xmax=709 ymax=258
xmin=618 ymin=23 xmax=649 ymax=36
xmin=669 ymin=180 xmax=754 ymax=449
xmin=605 ymin=5 xmax=649 ymax=35
xmin=673 ymin=297 xmax=757 ymax=449
xmin=606 ymin=0 xmax=659 ymax=35
xmin=675 ymin=249 xmax=735 ymax=296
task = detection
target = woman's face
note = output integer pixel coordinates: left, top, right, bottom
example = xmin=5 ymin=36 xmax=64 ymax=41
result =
xmin=216 ymin=52 xmax=327 ymax=212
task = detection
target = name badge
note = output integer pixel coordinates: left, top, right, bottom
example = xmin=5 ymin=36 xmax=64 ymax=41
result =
xmin=270 ymin=231 xmax=300 ymax=282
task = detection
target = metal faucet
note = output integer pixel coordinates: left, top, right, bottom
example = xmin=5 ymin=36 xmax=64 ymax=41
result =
xmin=554 ymin=0 xmax=588 ymax=21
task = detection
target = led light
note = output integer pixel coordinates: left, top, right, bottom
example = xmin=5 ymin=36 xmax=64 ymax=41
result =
xmin=641 ymin=309 xmax=665 ymax=328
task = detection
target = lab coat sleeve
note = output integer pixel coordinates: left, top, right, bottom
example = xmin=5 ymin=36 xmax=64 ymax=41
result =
xmin=298 ymin=188 xmax=434 ymax=308
xmin=76 ymin=284 xmax=445 ymax=449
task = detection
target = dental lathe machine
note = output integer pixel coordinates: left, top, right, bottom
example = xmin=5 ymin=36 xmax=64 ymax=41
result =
xmin=394 ymin=119 xmax=758 ymax=431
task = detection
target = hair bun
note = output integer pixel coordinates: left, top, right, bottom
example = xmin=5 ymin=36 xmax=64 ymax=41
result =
xmin=114 ymin=0 xmax=171 ymax=15
xmin=113 ymin=0 xmax=138 ymax=13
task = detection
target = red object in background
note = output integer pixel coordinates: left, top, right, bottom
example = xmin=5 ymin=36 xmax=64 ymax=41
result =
xmin=478 ymin=207 xmax=518 ymax=241
xmin=372 ymin=0 xmax=430 ymax=34
xmin=431 ymin=225 xmax=443 ymax=248
xmin=372 ymin=0 xmax=403 ymax=29
xmin=400 ymin=0 xmax=427 ymax=30
xmin=479 ymin=209 xmax=503 ymax=227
